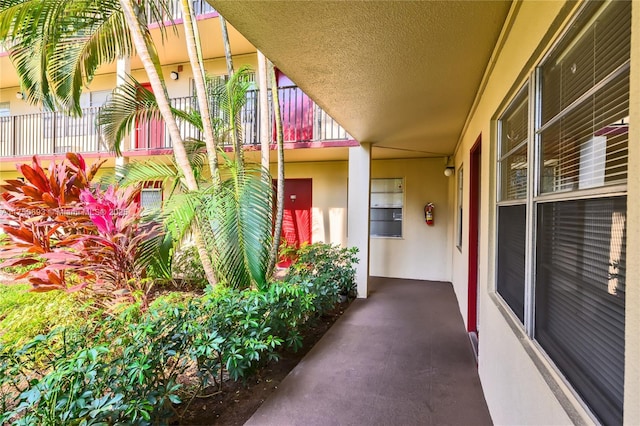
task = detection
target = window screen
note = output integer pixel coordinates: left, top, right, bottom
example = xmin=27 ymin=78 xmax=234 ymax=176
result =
xmin=496 ymin=204 xmax=526 ymax=322
xmin=499 ymin=86 xmax=528 ymax=201
xmin=539 ymin=1 xmax=630 ymax=194
xmin=535 ymin=197 xmax=626 ymax=426
xmin=496 ymin=86 xmax=528 ymax=323
xmin=533 ymin=3 xmax=630 ymax=424
xmin=141 ymin=189 xmax=163 ymax=213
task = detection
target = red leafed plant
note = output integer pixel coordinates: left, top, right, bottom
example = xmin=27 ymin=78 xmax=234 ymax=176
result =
xmin=0 ymin=153 xmax=103 ymax=291
xmin=0 ymin=154 xmax=161 ymax=304
xmin=72 ymin=185 xmax=162 ymax=303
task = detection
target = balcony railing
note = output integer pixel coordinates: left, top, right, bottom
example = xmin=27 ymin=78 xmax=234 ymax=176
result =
xmin=147 ymin=0 xmax=216 ymax=24
xmin=0 ymin=87 xmax=352 ymax=158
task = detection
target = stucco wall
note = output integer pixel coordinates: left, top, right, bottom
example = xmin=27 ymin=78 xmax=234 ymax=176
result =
xmin=270 ymin=161 xmax=349 ymax=247
xmin=0 ymin=53 xmax=258 ymax=116
xmin=266 ymin=157 xmax=452 ymax=282
xmin=369 ymin=157 xmax=451 ymax=281
xmin=451 ymin=0 xmax=617 ymax=424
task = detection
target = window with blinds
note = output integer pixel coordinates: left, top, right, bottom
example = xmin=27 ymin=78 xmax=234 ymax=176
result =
xmin=535 ymin=197 xmax=626 ymax=426
xmin=496 ymin=86 xmax=528 ymax=322
xmin=532 ymin=1 xmax=630 ymax=425
xmin=538 ymin=1 xmax=630 ymax=194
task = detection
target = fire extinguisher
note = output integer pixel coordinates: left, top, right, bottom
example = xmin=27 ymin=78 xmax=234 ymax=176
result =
xmin=424 ymin=203 xmax=435 ymax=226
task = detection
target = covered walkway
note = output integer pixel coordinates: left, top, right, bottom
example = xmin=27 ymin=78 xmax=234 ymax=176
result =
xmin=247 ymin=277 xmax=492 ymax=425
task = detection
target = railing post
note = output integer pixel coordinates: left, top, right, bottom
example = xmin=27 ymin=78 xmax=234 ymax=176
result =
xmin=12 ymin=116 xmax=17 ymax=156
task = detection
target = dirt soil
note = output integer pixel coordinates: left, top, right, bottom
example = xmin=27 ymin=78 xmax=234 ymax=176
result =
xmin=177 ymin=304 xmax=348 ymax=425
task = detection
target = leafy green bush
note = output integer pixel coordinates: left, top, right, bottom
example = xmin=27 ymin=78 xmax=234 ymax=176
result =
xmin=171 ymin=244 xmax=207 ymax=288
xmin=0 ymin=243 xmax=358 ymax=424
xmin=0 ymin=280 xmax=320 ymax=425
xmin=286 ymin=243 xmax=359 ymax=315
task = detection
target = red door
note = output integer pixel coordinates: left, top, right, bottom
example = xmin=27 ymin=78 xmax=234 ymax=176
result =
xmin=468 ymin=137 xmax=481 ymax=342
xmin=275 ymin=178 xmax=312 ymax=267
xmin=275 ymin=71 xmax=314 ymax=142
xmin=135 ymin=83 xmax=165 ymax=149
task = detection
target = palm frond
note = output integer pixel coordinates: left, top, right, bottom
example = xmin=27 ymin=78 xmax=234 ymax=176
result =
xmin=201 ymin=155 xmax=273 ymax=290
xmin=0 ymin=0 xmax=174 ymax=115
xmin=115 ymin=160 xmax=180 ymax=188
xmin=48 ymin=0 xmax=133 ymax=115
xmin=97 ymin=78 xmax=202 ymax=155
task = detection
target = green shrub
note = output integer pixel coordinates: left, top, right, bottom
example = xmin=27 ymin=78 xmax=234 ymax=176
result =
xmin=0 ymin=281 xmax=317 ymax=425
xmin=0 ymin=244 xmax=358 ymax=424
xmin=286 ymin=243 xmax=359 ymax=315
xmin=172 ymin=244 xmax=207 ymax=288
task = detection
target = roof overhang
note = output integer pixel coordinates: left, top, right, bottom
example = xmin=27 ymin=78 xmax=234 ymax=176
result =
xmin=210 ymin=0 xmax=512 ymax=157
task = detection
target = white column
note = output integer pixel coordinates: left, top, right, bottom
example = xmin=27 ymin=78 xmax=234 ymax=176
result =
xmin=624 ymin=3 xmax=640 ymax=425
xmin=116 ymin=57 xmax=132 ymax=152
xmin=348 ymin=143 xmax=371 ymax=298
xmin=257 ymin=51 xmax=270 ymax=173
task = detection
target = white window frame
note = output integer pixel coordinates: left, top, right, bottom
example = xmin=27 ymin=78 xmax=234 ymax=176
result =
xmin=370 ymin=177 xmax=404 ymax=239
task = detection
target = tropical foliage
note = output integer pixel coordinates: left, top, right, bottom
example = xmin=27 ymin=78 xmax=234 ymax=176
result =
xmin=0 ymin=153 xmax=104 ymax=291
xmin=0 ymin=154 xmax=163 ymax=304
xmin=103 ymin=68 xmax=272 ymax=290
xmin=0 ymin=0 xmax=172 ymax=115
xmin=0 ymin=243 xmax=358 ymax=425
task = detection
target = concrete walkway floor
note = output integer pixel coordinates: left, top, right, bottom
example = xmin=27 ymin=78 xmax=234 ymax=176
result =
xmin=246 ymin=277 xmax=492 ymax=426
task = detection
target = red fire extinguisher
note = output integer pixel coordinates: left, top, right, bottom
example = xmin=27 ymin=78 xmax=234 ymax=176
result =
xmin=424 ymin=203 xmax=435 ymax=226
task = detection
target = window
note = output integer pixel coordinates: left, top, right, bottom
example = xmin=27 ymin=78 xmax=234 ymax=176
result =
xmin=534 ymin=3 xmax=629 ymax=424
xmin=139 ymin=182 xmax=163 ymax=213
xmin=370 ymin=178 xmax=403 ymax=238
xmin=495 ymin=2 xmax=629 ymax=424
xmin=456 ymin=167 xmax=463 ymax=250
xmin=496 ymin=85 xmax=528 ymax=323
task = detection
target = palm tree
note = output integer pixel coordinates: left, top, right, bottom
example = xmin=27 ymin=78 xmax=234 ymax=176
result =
xmin=179 ymin=0 xmax=220 ymax=181
xmin=118 ymin=0 xmax=199 ymax=190
xmin=100 ymin=68 xmax=273 ymax=290
xmin=0 ymin=0 xmax=280 ymax=287
xmin=268 ymin=62 xmax=285 ymax=276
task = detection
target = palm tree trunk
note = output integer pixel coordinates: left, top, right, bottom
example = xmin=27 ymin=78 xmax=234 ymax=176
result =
xmin=181 ymin=0 xmax=220 ymax=181
xmin=219 ymin=14 xmax=243 ymax=166
xmin=119 ymin=0 xmax=198 ymax=191
xmin=120 ymin=0 xmax=218 ymax=287
xmin=179 ymin=0 xmax=220 ymax=182
xmin=219 ymin=15 xmax=234 ymax=77
xmin=268 ymin=61 xmax=285 ymax=276
xmin=192 ymin=222 xmax=218 ymax=287
xmin=257 ymin=50 xmax=270 ymax=180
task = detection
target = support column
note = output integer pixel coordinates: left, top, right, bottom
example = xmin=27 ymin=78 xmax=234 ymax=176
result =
xmin=257 ymin=51 xmax=271 ymax=174
xmin=116 ymin=57 xmax=132 ymax=152
xmin=348 ymin=143 xmax=371 ymax=298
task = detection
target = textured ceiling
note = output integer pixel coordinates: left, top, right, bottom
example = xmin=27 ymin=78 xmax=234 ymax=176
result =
xmin=210 ymin=0 xmax=512 ymax=156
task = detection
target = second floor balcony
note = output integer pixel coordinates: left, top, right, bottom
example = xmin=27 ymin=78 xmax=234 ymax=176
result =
xmin=0 ymin=86 xmax=353 ymax=159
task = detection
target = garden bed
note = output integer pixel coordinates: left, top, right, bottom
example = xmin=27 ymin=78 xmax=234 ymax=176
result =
xmin=180 ymin=302 xmax=347 ymax=425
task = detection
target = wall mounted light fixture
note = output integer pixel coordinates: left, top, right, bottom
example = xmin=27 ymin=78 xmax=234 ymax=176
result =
xmin=444 ymin=156 xmax=455 ymax=177
xmin=170 ymin=71 xmax=179 ymax=80
xmin=16 ymin=91 xmax=24 ymax=100
xmin=444 ymin=166 xmax=455 ymax=177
